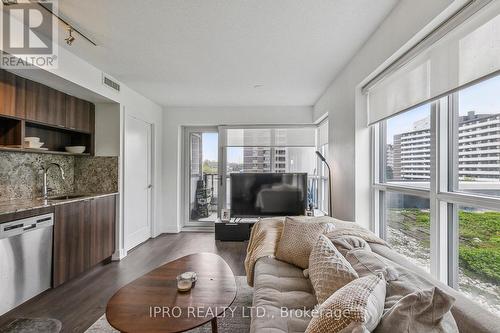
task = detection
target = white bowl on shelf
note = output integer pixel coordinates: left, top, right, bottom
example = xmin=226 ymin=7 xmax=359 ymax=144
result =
xmin=65 ymin=146 xmax=86 ymax=154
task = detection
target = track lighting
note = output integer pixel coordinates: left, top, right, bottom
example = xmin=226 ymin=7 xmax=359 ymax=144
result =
xmin=65 ymin=27 xmax=75 ymax=46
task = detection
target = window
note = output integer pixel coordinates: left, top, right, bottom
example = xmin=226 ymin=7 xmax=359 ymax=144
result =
xmin=456 ymin=206 xmax=500 ymax=315
xmin=223 ymin=126 xmax=322 ymax=210
xmin=369 ymin=2 xmax=500 ymax=317
xmin=454 ymin=75 xmax=500 ymax=197
xmin=384 ymin=105 xmax=431 ymax=188
xmin=385 ymin=192 xmax=430 ymax=272
xmin=372 ymin=78 xmax=500 ymax=316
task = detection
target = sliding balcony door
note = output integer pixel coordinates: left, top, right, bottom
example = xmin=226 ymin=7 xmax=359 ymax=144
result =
xmin=184 ymin=127 xmax=220 ymax=227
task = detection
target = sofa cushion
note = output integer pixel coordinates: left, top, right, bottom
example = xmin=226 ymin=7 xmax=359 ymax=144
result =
xmin=374 ymin=286 xmax=458 ymax=333
xmin=309 ymin=235 xmax=358 ymax=304
xmin=305 ymin=274 xmax=386 ymax=333
xmin=276 ymin=217 xmax=334 ymax=269
xmin=251 ymin=257 xmax=316 ymax=333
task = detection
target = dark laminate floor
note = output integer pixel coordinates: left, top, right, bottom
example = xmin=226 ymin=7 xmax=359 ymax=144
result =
xmin=0 ymin=233 xmax=248 ymax=333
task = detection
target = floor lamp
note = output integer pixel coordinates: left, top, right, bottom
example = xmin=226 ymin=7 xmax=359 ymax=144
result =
xmin=315 ymin=151 xmax=332 ymax=217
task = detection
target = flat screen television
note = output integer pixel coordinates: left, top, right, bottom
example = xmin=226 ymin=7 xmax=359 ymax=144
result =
xmin=230 ymin=173 xmax=307 ymax=217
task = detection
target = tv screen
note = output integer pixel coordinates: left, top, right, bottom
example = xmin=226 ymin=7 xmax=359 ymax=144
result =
xmin=230 ymin=173 xmax=307 ymax=217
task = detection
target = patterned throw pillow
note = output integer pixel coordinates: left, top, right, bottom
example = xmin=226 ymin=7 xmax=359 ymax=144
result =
xmin=276 ymin=217 xmax=334 ymax=269
xmin=374 ymin=287 xmax=458 ymax=333
xmin=309 ymin=235 xmax=359 ymax=304
xmin=305 ymin=274 xmax=386 ymax=333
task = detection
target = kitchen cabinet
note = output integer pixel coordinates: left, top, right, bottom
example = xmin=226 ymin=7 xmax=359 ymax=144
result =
xmin=25 ymin=82 xmax=66 ymax=127
xmin=53 ymin=195 xmax=116 ymax=287
xmin=66 ymin=95 xmax=92 ymax=133
xmin=0 ymin=69 xmax=95 ymax=155
xmin=47 ymin=88 xmax=67 ymax=127
xmin=0 ymin=69 xmax=25 ymax=119
xmin=53 ymin=200 xmax=90 ymax=287
xmin=89 ymin=195 xmax=116 ymax=267
xmin=25 ymin=80 xmax=49 ymax=123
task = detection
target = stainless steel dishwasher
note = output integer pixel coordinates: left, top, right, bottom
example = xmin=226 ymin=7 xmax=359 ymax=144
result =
xmin=0 ymin=213 xmax=54 ymax=316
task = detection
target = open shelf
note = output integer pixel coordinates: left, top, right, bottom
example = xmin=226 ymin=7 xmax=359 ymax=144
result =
xmin=25 ymin=121 xmax=92 ymax=153
xmin=0 ymin=115 xmax=93 ymax=155
xmin=0 ymin=116 xmax=22 ymax=147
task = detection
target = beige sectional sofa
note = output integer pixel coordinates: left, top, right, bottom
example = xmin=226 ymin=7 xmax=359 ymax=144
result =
xmin=249 ymin=223 xmax=499 ymax=333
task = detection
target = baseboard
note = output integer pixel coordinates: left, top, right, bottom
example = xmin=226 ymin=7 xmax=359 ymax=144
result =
xmin=181 ymin=226 xmax=215 ymax=233
xmin=112 ymin=248 xmax=128 ymax=261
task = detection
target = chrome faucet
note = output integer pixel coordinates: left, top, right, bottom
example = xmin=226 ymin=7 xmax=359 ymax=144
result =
xmin=42 ymin=163 xmax=66 ymax=200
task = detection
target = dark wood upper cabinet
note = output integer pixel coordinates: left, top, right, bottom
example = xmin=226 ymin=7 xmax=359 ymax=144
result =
xmin=0 ymin=69 xmax=25 ymax=119
xmin=66 ymin=96 xmax=92 ymax=133
xmin=47 ymin=88 xmax=66 ymax=127
xmin=53 ymin=200 xmax=90 ymax=287
xmin=25 ymin=80 xmax=49 ymax=123
xmin=0 ymin=69 xmax=95 ymax=154
xmin=89 ymin=195 xmax=116 ymax=267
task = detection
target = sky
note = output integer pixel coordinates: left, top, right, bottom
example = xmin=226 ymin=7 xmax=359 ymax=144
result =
xmin=202 ymin=132 xmax=218 ymax=161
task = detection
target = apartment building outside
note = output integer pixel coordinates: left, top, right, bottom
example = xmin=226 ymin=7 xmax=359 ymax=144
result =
xmin=390 ymin=111 xmax=500 ymax=183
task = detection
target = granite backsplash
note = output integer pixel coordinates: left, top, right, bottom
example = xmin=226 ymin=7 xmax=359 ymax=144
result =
xmin=74 ymin=156 xmax=119 ymax=194
xmin=0 ymin=152 xmax=118 ymax=201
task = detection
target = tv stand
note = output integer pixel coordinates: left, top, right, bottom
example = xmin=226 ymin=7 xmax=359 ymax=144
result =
xmin=214 ymin=218 xmax=258 ymax=241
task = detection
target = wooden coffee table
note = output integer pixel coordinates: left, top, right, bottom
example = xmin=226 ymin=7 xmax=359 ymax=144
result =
xmin=106 ymin=253 xmax=237 ymax=333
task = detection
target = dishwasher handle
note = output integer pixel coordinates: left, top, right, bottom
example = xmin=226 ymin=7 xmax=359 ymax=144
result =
xmin=23 ymin=224 xmax=37 ymax=231
xmin=0 ymin=213 xmax=54 ymax=239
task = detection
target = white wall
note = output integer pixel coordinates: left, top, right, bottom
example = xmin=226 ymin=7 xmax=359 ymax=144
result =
xmin=95 ymin=103 xmax=120 ymax=157
xmin=313 ymin=0 xmax=458 ymax=228
xmin=162 ymin=106 xmax=313 ymax=233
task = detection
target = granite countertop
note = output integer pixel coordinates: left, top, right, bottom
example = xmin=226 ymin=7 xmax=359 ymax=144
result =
xmin=0 ymin=192 xmax=119 ymax=216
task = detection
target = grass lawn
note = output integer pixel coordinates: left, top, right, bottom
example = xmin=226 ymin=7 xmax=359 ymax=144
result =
xmin=394 ymin=209 xmax=500 ymax=284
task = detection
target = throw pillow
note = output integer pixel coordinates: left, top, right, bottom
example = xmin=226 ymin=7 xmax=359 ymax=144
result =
xmin=374 ymin=287 xmax=459 ymax=333
xmin=309 ymin=234 xmax=359 ymax=304
xmin=276 ymin=216 xmax=334 ymax=269
xmin=328 ymin=235 xmax=372 ymax=257
xmin=305 ymin=274 xmax=386 ymax=333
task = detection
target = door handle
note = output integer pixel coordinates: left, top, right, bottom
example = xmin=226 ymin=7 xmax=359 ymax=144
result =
xmin=147 ymin=184 xmax=153 ymax=189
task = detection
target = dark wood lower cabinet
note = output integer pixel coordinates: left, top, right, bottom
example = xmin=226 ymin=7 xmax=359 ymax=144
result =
xmin=53 ymin=200 xmax=90 ymax=287
xmin=89 ymin=196 xmax=116 ymax=267
xmin=53 ymin=195 xmax=116 ymax=287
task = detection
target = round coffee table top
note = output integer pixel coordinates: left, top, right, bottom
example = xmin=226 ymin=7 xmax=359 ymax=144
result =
xmin=106 ymin=253 xmax=237 ymax=333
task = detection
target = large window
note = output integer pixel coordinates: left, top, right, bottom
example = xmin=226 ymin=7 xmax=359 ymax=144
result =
xmin=373 ymin=76 xmax=500 ymax=317
xmin=369 ymin=2 xmax=500 ymax=317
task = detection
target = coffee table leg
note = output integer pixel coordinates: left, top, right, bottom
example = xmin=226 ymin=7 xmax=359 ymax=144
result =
xmin=211 ymin=317 xmax=218 ymax=333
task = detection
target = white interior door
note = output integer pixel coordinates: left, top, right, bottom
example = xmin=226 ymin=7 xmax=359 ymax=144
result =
xmin=124 ymin=115 xmax=152 ymax=250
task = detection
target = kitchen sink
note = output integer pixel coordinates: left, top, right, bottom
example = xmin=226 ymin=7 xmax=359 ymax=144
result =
xmin=48 ymin=194 xmax=87 ymax=201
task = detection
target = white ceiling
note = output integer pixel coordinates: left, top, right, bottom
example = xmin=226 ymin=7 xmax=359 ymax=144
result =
xmin=57 ymin=0 xmax=398 ymax=107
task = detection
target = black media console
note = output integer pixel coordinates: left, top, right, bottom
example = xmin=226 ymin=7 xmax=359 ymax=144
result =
xmin=214 ymin=220 xmax=256 ymax=241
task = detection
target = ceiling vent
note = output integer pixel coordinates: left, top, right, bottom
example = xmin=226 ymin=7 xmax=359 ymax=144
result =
xmin=102 ymin=73 xmax=120 ymax=92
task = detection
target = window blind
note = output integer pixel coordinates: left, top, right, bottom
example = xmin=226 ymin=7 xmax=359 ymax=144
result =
xmin=367 ymin=0 xmax=500 ymax=125
xmin=225 ymin=127 xmax=316 ymax=147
